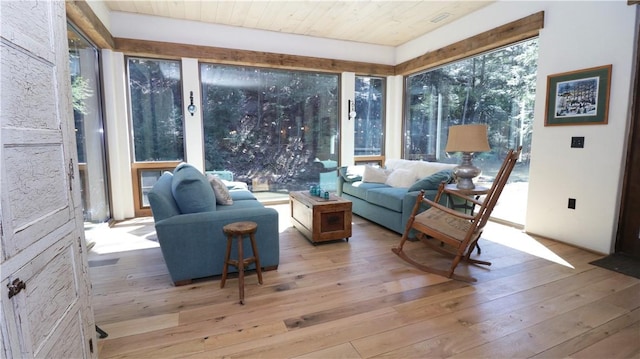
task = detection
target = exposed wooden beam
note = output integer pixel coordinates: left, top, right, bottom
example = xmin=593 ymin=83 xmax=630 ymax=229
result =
xmin=628 ymin=1 xmax=639 ymax=5
xmin=114 ymin=38 xmax=395 ymax=76
xmin=395 ymin=11 xmax=545 ymax=76
xmin=65 ymin=0 xmax=115 ymax=49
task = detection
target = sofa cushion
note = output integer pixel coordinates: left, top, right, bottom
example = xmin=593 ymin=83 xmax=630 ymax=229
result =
xmin=342 ymin=181 xmax=388 ymax=200
xmin=362 ymin=165 xmax=390 ymax=183
xmin=171 ymin=164 xmax=217 ymax=214
xmin=365 ymin=187 xmax=407 ymax=212
xmin=385 ymin=168 xmax=417 ymax=188
xmin=408 ymin=169 xmax=454 ymax=192
xmin=229 ymin=189 xmax=257 ymax=201
xmin=216 ymin=199 xmax=265 ymax=211
xmin=207 ymin=174 xmax=233 ymax=205
xmin=148 ymin=171 xmax=181 ymax=222
xmin=385 ymin=159 xmax=456 ymax=181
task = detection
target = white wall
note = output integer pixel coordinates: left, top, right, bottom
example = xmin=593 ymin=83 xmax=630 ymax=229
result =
xmin=399 ymin=1 xmax=638 ymax=254
xmin=527 ymin=2 xmax=636 ymax=254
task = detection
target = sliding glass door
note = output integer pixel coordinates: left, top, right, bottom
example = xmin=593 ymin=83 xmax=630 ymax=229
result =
xmin=68 ymin=23 xmax=110 ymax=223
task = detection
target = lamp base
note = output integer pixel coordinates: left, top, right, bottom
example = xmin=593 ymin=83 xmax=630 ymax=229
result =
xmin=453 ymin=152 xmax=481 ymax=190
xmin=455 ymin=176 xmax=477 ymax=190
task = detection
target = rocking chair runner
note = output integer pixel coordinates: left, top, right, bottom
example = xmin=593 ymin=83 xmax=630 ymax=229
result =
xmin=392 ymin=147 xmax=522 ymax=282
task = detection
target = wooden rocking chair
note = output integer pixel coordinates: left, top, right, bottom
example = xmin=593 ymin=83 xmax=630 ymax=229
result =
xmin=392 ymin=147 xmax=522 ymax=282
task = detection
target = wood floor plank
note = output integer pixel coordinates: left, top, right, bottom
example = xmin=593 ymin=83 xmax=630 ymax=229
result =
xmin=291 ymin=342 xmax=362 ymax=359
xmin=567 ymin=319 xmax=640 ymax=359
xmin=99 ymin=313 xmax=179 ymax=339
xmin=451 ymin=298 xmax=633 ymax=358
xmin=532 ymin=308 xmax=640 ymax=359
xmin=88 ymin=204 xmax=640 ymax=358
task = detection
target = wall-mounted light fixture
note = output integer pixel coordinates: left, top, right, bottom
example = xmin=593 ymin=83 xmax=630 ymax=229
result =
xmin=348 ymin=99 xmax=356 ymax=120
xmin=187 ymin=91 xmax=197 ymax=116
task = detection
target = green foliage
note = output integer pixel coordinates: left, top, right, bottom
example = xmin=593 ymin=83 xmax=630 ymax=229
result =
xmin=201 ymin=65 xmax=339 ymax=190
xmin=71 ymin=76 xmax=92 ymax=115
xmin=405 ymin=38 xmax=539 ymax=172
xmin=128 ymin=58 xmax=184 ymax=162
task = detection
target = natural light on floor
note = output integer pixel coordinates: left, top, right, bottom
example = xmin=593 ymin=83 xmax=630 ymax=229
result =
xmin=482 ymin=222 xmax=574 ymax=268
xmin=86 ymin=205 xmax=573 ymax=269
xmin=85 ymin=219 xmax=159 ymax=255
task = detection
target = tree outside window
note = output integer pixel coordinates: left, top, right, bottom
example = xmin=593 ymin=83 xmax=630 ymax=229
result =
xmin=355 ymin=76 xmax=385 ymax=157
xmin=128 ymin=57 xmax=184 ymax=162
xmin=405 ymin=38 xmax=538 ymax=181
xmin=200 ymin=64 xmax=339 ymax=192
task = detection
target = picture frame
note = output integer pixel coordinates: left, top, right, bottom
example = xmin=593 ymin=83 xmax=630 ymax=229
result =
xmin=544 ymin=64 xmax=612 ymax=126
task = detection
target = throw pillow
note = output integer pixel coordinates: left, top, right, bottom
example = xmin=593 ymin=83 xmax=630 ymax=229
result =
xmin=385 ymin=169 xmax=416 ymax=188
xmin=171 ymin=164 xmax=217 ymax=213
xmin=362 ymin=165 xmax=389 ymax=183
xmin=207 ymin=174 xmax=234 ymax=205
xmin=408 ymin=169 xmax=453 ymax=192
xmin=339 ymin=165 xmax=365 ymax=182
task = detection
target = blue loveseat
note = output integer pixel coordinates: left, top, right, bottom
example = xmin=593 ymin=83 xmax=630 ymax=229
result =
xmin=337 ymin=159 xmax=457 ymax=237
xmin=148 ymin=163 xmax=280 ymax=285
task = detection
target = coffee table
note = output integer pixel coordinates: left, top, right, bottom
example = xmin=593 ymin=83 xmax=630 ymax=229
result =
xmin=289 ymin=191 xmax=352 ymax=244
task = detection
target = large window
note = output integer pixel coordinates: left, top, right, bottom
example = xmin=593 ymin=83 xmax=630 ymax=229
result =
xmin=405 ymin=39 xmax=538 ymax=224
xmin=127 ymin=57 xmax=184 ymax=214
xmin=200 ymin=64 xmax=339 ymax=192
xmin=128 ymin=57 xmax=184 ymax=162
xmin=355 ymin=76 xmax=385 ymax=163
xmin=68 ymin=23 xmax=110 ymax=223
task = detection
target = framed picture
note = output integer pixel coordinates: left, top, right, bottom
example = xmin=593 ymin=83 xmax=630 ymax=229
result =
xmin=544 ymin=64 xmax=612 ymax=126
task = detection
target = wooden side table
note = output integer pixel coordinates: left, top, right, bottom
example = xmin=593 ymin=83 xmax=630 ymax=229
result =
xmin=445 ymin=183 xmax=490 ymax=215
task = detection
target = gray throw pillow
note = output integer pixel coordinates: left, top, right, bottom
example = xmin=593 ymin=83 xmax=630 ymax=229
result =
xmin=207 ymin=174 xmax=233 ymax=205
xmin=408 ymin=169 xmax=453 ymax=192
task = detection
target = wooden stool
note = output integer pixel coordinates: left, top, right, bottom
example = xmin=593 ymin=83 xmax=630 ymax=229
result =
xmin=221 ymin=221 xmax=263 ymax=304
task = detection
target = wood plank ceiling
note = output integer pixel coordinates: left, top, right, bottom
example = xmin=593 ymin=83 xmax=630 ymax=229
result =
xmin=104 ymin=0 xmax=494 ymax=47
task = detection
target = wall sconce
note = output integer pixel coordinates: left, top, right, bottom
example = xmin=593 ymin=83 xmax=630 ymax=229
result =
xmin=348 ymin=99 xmax=356 ymax=120
xmin=187 ymin=91 xmax=197 ymax=116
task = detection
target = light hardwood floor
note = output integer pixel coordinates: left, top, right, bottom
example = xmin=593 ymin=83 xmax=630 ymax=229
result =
xmin=88 ymin=204 xmax=640 ymax=358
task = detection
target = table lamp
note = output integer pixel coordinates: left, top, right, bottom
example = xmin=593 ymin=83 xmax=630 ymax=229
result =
xmin=445 ymin=124 xmax=490 ymax=190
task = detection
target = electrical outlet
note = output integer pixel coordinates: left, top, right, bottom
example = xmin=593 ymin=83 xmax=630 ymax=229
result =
xmin=568 ymin=198 xmax=576 ymax=209
xmin=571 ymin=136 xmax=584 ymax=148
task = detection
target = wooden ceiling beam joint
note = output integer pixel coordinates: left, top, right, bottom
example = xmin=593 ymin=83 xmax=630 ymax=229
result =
xmin=65 ymin=0 xmax=115 ymax=49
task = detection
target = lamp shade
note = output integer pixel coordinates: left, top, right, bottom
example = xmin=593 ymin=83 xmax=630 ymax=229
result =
xmin=445 ymin=124 xmax=490 ymax=153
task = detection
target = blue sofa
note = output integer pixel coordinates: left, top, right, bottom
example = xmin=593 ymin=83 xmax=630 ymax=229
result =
xmin=337 ymin=160 xmax=456 ymax=236
xmin=148 ymin=163 xmax=280 ymax=285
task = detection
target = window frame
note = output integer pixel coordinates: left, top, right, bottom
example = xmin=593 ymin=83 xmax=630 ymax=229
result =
xmin=125 ymin=56 xmax=186 ymax=216
xmin=354 ymin=75 xmax=386 ymax=165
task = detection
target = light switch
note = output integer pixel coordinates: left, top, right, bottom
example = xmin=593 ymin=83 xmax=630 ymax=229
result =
xmin=571 ymin=136 xmax=584 ymax=148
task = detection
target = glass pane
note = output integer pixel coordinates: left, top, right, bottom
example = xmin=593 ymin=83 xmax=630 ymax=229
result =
xmin=140 ymin=170 xmax=163 ymax=207
xmin=68 ymin=23 xmax=111 ymax=223
xmin=201 ymin=64 xmax=339 ymax=194
xmin=404 ymin=39 xmax=539 ymax=224
xmin=128 ymin=58 xmax=184 ymax=162
xmin=355 ymin=76 xmax=385 ymax=156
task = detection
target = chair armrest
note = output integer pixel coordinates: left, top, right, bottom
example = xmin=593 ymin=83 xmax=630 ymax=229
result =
xmin=155 ymin=207 xmax=278 ymax=229
xmin=154 ymin=207 xmax=279 ymax=245
xmin=441 ymin=188 xmax=485 ymax=207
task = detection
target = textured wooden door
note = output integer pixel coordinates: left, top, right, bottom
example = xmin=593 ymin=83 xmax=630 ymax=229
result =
xmin=0 ymin=1 xmax=96 ymax=358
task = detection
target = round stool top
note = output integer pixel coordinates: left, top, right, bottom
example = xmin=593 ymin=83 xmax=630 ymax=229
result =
xmin=223 ymin=221 xmax=258 ymax=235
